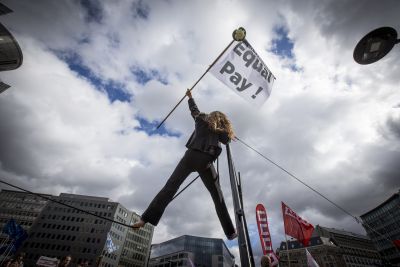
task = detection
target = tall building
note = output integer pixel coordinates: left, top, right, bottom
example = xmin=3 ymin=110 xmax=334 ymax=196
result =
xmin=277 ymin=236 xmax=346 ymax=267
xmin=0 ymin=189 xmax=52 ymax=245
xmin=360 ymin=190 xmax=400 ymax=266
xmin=19 ymin=193 xmax=154 ymax=267
xmin=149 ymin=235 xmax=235 ymax=267
xmin=278 ymin=225 xmax=382 ymax=267
xmin=119 ymin=212 xmax=154 ymax=267
xmin=314 ymin=225 xmax=381 ymax=266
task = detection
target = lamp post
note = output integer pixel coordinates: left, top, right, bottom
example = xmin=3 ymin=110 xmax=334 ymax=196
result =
xmin=353 ymin=27 xmax=399 ymax=64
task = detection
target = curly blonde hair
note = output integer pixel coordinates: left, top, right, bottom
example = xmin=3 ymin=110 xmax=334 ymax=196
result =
xmin=206 ymin=111 xmax=235 ymax=140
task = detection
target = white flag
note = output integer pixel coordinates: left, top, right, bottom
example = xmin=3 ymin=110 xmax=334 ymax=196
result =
xmin=306 ymin=249 xmax=320 ymax=267
xmin=210 ymin=40 xmax=276 ymax=107
xmin=106 ymin=232 xmax=118 ymax=253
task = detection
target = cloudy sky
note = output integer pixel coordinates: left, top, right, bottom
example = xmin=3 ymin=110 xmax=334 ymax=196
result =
xmin=1 ymin=0 xmax=400 ymax=263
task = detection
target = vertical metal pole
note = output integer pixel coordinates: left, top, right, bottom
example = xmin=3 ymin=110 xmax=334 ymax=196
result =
xmin=0 ymin=240 xmax=14 ymax=265
xmin=0 ymin=236 xmax=9 ymax=251
xmin=237 ymin=173 xmax=255 ymax=266
xmin=284 ymin=235 xmax=291 ymax=267
xmin=226 ymin=143 xmax=253 ymax=267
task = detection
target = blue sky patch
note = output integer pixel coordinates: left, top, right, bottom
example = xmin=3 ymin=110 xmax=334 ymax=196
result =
xmin=102 ymin=80 xmax=131 ymax=103
xmin=271 ymin=26 xmax=302 ymax=71
xmin=271 ymin=26 xmax=294 ymax=59
xmin=135 ymin=116 xmax=181 ymax=137
xmin=56 ymin=51 xmax=131 ymax=103
xmin=131 ymin=67 xmax=168 ymax=85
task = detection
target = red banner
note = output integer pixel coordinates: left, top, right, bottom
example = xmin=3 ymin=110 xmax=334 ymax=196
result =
xmin=256 ymin=204 xmax=279 ymax=266
xmin=281 ymin=202 xmax=314 ymax=246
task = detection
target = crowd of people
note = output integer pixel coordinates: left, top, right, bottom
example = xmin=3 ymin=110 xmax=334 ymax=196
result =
xmin=1 ymin=253 xmax=25 ymax=267
xmin=0 ymin=254 xmax=95 ymax=267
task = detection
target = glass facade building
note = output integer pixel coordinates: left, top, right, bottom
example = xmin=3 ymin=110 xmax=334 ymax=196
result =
xmin=360 ymin=190 xmax=400 ymax=266
xmin=149 ymin=235 xmax=235 ymax=267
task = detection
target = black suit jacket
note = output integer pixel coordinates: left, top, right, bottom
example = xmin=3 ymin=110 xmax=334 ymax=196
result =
xmin=185 ymin=98 xmax=230 ymax=159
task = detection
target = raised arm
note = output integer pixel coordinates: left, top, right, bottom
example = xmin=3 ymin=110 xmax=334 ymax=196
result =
xmin=186 ymin=89 xmax=200 ymax=119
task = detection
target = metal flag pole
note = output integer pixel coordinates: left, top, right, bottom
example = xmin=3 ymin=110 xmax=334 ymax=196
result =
xmin=284 ymin=234 xmax=292 ymax=267
xmin=226 ymin=143 xmax=254 ymax=267
xmin=282 ymin=211 xmax=292 ymax=267
xmin=0 ymin=240 xmax=15 ymax=265
xmin=156 ymin=27 xmax=246 ymax=129
xmin=237 ymin=172 xmax=255 ymax=265
xmin=0 ymin=236 xmax=9 ymax=249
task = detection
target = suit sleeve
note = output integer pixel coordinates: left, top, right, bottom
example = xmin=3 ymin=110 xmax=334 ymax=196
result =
xmin=188 ymin=98 xmax=200 ymax=120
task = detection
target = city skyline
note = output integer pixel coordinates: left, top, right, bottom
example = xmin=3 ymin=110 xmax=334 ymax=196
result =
xmin=0 ymin=0 xmax=399 ymax=263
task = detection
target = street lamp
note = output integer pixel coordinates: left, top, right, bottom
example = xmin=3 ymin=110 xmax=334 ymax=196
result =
xmin=353 ymin=27 xmax=399 ymax=64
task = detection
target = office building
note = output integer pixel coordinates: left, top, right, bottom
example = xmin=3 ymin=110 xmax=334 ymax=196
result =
xmin=19 ymin=193 xmax=154 ymax=267
xmin=361 ymin=190 xmax=400 ymax=266
xmin=314 ymin=225 xmax=381 ymax=266
xmin=278 ymin=236 xmax=346 ymax=267
xmin=0 ymin=189 xmax=52 ymax=244
xmin=149 ymin=235 xmax=235 ymax=267
xmin=278 ymin=225 xmax=382 ymax=267
xmin=119 ymin=212 xmax=154 ymax=267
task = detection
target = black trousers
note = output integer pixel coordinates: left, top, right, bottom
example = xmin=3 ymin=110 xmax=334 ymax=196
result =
xmin=141 ymin=149 xmax=235 ymax=237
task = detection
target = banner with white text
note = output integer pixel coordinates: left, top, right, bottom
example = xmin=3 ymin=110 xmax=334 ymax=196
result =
xmin=256 ymin=204 xmax=279 ymax=266
xmin=210 ymin=40 xmax=276 ymax=107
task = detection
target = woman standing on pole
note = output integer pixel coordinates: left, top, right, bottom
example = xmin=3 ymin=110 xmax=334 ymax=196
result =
xmin=133 ymin=89 xmax=237 ymax=240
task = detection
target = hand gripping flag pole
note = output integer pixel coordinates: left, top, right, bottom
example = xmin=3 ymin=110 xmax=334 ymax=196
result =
xmin=156 ymin=27 xmax=247 ymax=129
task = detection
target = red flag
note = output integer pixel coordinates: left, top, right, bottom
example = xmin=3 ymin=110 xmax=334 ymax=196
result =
xmin=256 ymin=204 xmax=279 ymax=266
xmin=281 ymin=202 xmax=314 ymax=246
xmin=393 ymin=240 xmax=400 ymax=249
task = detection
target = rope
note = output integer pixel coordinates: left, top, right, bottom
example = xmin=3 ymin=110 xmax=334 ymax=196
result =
xmin=235 ymin=137 xmax=356 ymax=219
xmin=0 ymin=136 xmax=396 ymax=247
xmin=234 ymin=136 xmax=397 ymax=246
xmin=172 ymin=156 xmax=220 ymax=201
xmin=0 ymin=175 xmax=202 ymax=227
xmin=0 ymin=179 xmax=132 ymax=228
xmin=171 ymin=175 xmax=200 ymax=201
